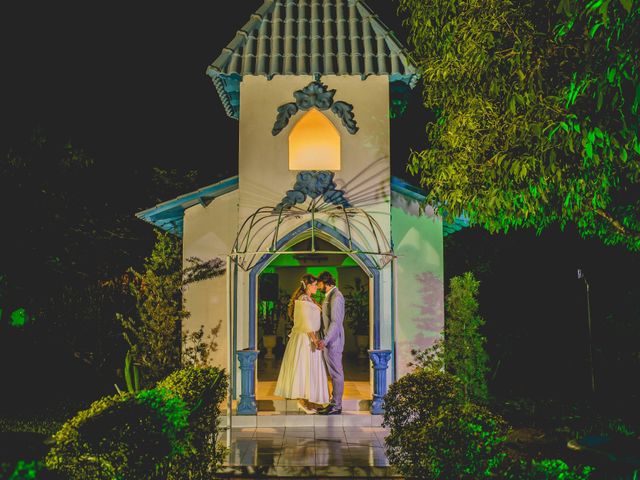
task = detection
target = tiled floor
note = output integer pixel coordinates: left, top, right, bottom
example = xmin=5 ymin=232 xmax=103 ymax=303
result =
xmin=256 ymin=380 xmax=372 ymax=401
xmin=257 ymin=355 xmax=372 ymax=401
xmin=218 ymin=426 xmax=398 ymax=478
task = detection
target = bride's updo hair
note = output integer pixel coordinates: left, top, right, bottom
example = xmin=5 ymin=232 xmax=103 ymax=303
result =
xmin=287 ymin=273 xmax=318 ymax=319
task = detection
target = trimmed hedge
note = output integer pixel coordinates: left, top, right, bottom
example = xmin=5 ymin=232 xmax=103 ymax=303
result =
xmin=44 ymin=366 xmax=227 ymax=480
xmin=158 ymin=366 xmax=228 ymax=480
xmin=45 ymin=389 xmax=189 ymax=480
xmin=383 ymin=368 xmax=508 ymax=479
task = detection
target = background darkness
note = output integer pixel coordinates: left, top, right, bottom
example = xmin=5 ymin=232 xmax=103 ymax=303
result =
xmin=1 ymin=1 xmax=425 ymax=181
xmin=1 ymin=1 xmax=638 ymax=406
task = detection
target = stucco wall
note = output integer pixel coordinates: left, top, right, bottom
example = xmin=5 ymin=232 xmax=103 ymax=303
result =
xmin=182 ymin=190 xmax=239 ymax=370
xmin=237 ymin=75 xmax=391 ymax=252
xmin=391 ymin=194 xmax=445 ymax=378
xmin=235 ymin=75 xmax=394 ymax=392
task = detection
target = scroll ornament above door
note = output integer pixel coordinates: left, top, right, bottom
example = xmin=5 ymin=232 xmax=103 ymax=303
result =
xmin=275 ymin=171 xmax=350 ymax=211
xmin=271 ymin=81 xmax=359 ymax=136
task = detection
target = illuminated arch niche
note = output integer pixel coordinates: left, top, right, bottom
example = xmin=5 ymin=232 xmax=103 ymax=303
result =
xmin=289 ymin=109 xmax=341 ymax=171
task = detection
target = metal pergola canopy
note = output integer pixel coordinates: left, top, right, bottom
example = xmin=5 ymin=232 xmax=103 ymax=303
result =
xmin=231 ymin=202 xmax=394 ymax=271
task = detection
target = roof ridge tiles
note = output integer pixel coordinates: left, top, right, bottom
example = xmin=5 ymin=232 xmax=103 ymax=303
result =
xmin=207 ymin=0 xmax=419 ymax=119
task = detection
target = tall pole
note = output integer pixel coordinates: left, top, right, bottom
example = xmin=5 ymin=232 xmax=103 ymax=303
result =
xmin=585 ymin=278 xmax=595 ymax=394
xmin=226 ymin=255 xmax=233 ymax=446
xmin=578 ymin=269 xmax=595 ymax=394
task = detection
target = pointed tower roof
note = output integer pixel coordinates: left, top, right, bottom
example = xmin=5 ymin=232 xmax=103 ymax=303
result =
xmin=207 ymin=0 xmax=419 ymax=119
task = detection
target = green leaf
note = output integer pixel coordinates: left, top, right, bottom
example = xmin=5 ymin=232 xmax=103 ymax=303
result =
xmin=586 ymin=0 xmax=603 ymax=10
xmin=619 ymin=0 xmax=632 ymax=13
xmin=632 ymin=84 xmax=640 ymax=115
xmin=589 ymin=21 xmax=603 ymax=38
xmin=586 ymin=142 xmax=594 ymax=159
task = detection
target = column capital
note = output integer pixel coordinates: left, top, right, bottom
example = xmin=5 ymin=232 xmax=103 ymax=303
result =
xmin=237 ymin=349 xmax=260 ymax=368
xmin=368 ymin=349 xmax=392 ymax=369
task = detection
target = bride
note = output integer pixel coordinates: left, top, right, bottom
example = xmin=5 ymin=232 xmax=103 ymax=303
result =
xmin=274 ymin=274 xmax=329 ymax=414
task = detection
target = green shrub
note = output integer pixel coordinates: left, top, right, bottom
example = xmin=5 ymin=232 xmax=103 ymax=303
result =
xmin=0 ymin=460 xmax=42 ymax=480
xmin=445 ymin=272 xmax=489 ymax=403
xmin=383 ymin=368 xmax=462 ymax=434
xmin=384 ymin=368 xmax=508 ymax=479
xmin=44 ymin=366 xmax=227 ymax=480
xmin=119 ymin=230 xmax=186 ymax=388
xmin=157 ymin=366 xmax=228 ymax=480
xmin=499 ymin=458 xmax=595 ymax=479
xmin=411 ymin=272 xmax=489 ymax=403
xmin=45 ymin=389 xmax=189 ymax=480
xmin=530 ymin=459 xmax=595 ymax=479
xmin=397 ymin=403 xmax=507 ymax=479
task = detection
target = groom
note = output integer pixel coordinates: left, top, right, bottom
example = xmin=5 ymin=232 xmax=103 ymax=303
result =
xmin=315 ymin=271 xmax=345 ymax=415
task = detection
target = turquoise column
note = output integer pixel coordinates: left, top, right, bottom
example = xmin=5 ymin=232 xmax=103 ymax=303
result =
xmin=236 ymin=350 xmax=259 ymax=415
xmin=369 ymin=349 xmax=392 ymax=415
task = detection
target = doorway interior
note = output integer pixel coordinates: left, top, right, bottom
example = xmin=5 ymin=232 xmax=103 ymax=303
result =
xmin=256 ymin=237 xmax=371 ymax=407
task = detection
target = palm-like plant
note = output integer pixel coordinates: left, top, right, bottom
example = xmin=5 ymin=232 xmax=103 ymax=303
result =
xmin=345 ymin=278 xmax=369 ymax=336
xmin=258 ymin=301 xmax=277 ymax=335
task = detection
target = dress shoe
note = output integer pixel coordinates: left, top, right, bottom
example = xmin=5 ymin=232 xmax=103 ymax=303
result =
xmin=318 ymin=405 xmax=342 ymax=415
xmin=316 ymin=403 xmax=333 ymax=414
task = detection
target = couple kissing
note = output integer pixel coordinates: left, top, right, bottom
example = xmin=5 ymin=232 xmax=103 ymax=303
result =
xmin=274 ymin=271 xmax=344 ymax=415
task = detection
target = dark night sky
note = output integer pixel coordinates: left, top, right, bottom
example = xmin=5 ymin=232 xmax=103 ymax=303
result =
xmin=1 ymin=1 xmax=425 ymax=183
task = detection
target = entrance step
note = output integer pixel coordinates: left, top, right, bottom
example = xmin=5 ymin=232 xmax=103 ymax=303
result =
xmin=216 ymin=465 xmax=401 ymax=478
xmin=220 ymin=412 xmax=384 ymax=428
xmin=257 ymin=398 xmax=371 ymax=412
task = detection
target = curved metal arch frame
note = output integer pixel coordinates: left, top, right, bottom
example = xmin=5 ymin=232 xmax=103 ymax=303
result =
xmin=232 ymin=203 xmax=394 ymax=272
xmin=246 ymin=220 xmax=383 ymax=353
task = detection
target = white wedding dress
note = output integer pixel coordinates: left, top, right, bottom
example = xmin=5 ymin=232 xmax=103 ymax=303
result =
xmin=274 ymin=297 xmax=329 ymax=404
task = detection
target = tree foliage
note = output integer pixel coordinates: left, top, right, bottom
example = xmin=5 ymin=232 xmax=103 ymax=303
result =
xmin=413 ymin=272 xmax=489 ymax=403
xmin=120 ymin=230 xmax=186 ymax=386
xmin=399 ymin=0 xmax=640 ymax=250
xmin=120 ymin=230 xmax=226 ymax=387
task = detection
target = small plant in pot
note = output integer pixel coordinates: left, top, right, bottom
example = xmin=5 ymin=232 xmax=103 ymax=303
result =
xmin=258 ymin=301 xmax=278 ymax=359
xmin=345 ymin=277 xmax=369 ymax=358
xmin=274 ymin=289 xmax=292 ymax=346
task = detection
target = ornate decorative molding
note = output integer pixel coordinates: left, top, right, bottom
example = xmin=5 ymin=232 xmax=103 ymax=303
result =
xmin=369 ymin=349 xmax=392 ymax=415
xmin=271 ymin=81 xmax=359 ymax=136
xmin=237 ymin=350 xmax=259 ymax=415
xmin=276 ymin=171 xmax=350 ymax=211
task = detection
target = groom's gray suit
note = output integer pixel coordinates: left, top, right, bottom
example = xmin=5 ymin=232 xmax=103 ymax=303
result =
xmin=321 ymin=286 xmax=345 ymax=409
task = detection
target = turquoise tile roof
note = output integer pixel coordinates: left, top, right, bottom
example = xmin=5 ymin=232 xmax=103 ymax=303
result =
xmin=135 ymin=176 xmax=239 ymax=236
xmin=137 ymin=176 xmax=468 ymax=238
xmin=207 ymin=0 xmax=420 ymax=119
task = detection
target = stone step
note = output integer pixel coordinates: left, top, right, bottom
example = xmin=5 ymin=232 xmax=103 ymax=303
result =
xmin=216 ymin=465 xmax=401 ymax=478
xmin=257 ymin=398 xmax=371 ymax=412
xmin=220 ymin=412 xmax=384 ymax=428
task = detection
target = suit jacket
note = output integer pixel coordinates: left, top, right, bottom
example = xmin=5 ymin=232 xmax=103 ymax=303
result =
xmin=322 ymin=287 xmax=345 ymax=352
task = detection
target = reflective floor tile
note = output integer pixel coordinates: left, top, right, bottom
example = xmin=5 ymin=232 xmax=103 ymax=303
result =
xmin=284 ymin=428 xmax=315 ymax=438
xmin=243 ymin=451 xmax=281 ymax=466
xmin=278 ymin=449 xmax=317 ymax=466
xmin=254 ymin=427 xmax=285 ymax=435
xmin=282 ymin=438 xmax=315 ymax=449
xmin=346 ymin=436 xmax=383 ymax=447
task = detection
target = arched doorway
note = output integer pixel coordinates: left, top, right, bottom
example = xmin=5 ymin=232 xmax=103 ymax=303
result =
xmin=231 ymin=212 xmax=391 ymax=417
xmin=255 ymin=237 xmax=372 ymax=412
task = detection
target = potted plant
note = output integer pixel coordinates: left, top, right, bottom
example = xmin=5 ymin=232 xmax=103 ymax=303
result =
xmin=345 ymin=277 xmax=369 ymax=358
xmin=274 ymin=290 xmax=292 ymax=346
xmin=258 ymin=300 xmax=277 ymax=359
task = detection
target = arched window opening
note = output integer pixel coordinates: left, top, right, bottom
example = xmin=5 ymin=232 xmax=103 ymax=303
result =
xmin=289 ymin=109 xmax=341 ymax=171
